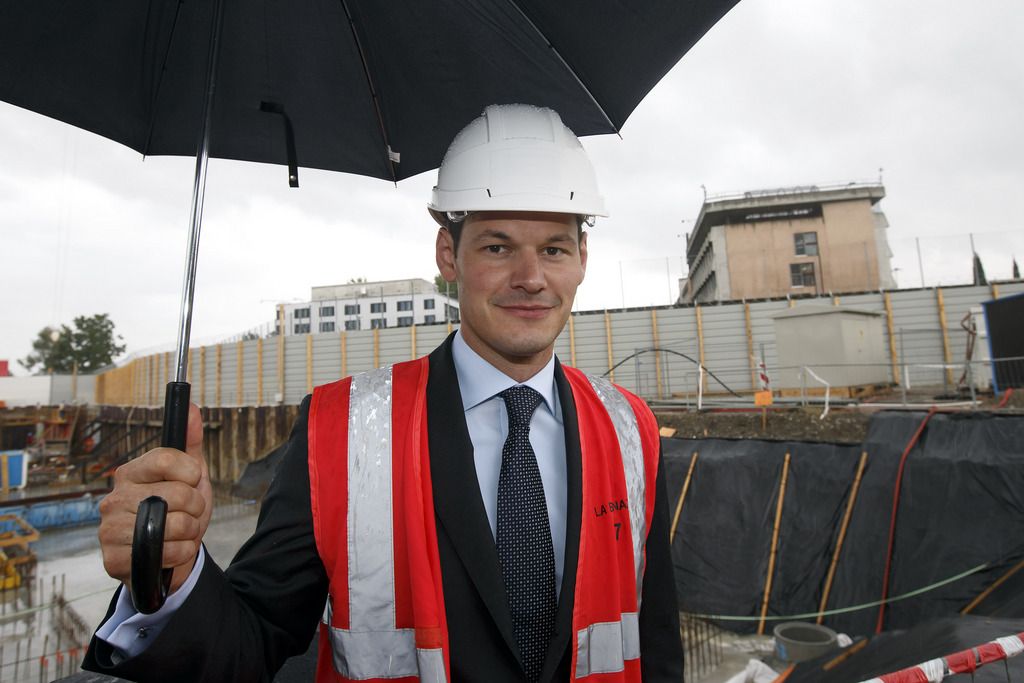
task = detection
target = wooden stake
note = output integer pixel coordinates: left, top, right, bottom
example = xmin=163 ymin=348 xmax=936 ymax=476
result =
xmin=276 ymin=335 xmax=285 ymax=402
xmin=568 ymin=314 xmax=577 ymax=368
xmin=670 ymin=451 xmax=699 ymax=542
xmin=215 ymin=344 xmax=222 ymax=407
xmin=936 ymin=288 xmax=954 ymax=386
xmin=817 ymin=451 xmax=869 ymax=624
xmin=884 ymin=292 xmax=899 ymax=384
xmin=341 ymin=331 xmax=347 ymax=377
xmin=651 ymin=310 xmax=663 ymax=399
xmin=822 ymin=639 xmax=868 ymax=671
xmin=199 ymin=346 xmax=207 ymax=407
xmin=306 ymin=334 xmax=313 ymax=394
xmin=744 ymin=302 xmax=756 ymax=390
xmin=758 ymin=451 xmax=791 ymax=635
xmin=256 ymin=338 xmax=264 ymax=406
xmin=961 ymin=557 xmax=1024 ymax=615
xmin=236 ymin=340 xmax=244 ymax=405
xmin=696 ymin=305 xmax=706 ymax=394
xmin=604 ymin=311 xmax=615 ymax=383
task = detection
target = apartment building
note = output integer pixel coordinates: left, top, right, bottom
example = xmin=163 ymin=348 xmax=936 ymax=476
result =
xmin=279 ymin=278 xmax=459 ymax=335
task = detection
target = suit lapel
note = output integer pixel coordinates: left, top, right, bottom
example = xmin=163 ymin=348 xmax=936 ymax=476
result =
xmin=426 ymin=337 xmax=520 ymax=660
xmin=540 ymin=359 xmax=583 ymax=681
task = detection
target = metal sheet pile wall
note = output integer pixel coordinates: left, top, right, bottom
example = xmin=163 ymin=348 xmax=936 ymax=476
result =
xmin=664 ymin=411 xmax=1024 ymax=637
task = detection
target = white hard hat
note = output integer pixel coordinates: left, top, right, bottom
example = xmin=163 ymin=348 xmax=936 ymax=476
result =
xmin=428 ymin=104 xmax=607 ymax=226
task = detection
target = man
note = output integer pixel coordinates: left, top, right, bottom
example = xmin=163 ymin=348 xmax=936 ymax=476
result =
xmin=85 ymin=104 xmax=683 ymax=682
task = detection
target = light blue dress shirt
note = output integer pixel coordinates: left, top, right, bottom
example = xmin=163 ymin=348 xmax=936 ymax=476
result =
xmin=98 ymin=330 xmax=569 ymax=656
xmin=451 ymin=331 xmax=568 ymax=595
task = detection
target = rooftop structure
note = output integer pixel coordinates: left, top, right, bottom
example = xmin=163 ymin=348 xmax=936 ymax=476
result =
xmin=682 ymin=182 xmax=895 ymax=303
xmin=279 ymin=278 xmax=459 ymax=336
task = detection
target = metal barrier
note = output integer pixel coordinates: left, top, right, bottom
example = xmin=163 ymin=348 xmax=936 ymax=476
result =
xmin=0 ymin=573 xmax=90 ymax=683
xmin=680 ymin=611 xmax=724 ymax=681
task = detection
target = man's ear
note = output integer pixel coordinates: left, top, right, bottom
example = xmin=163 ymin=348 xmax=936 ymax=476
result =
xmin=436 ymin=228 xmax=457 ymax=282
xmin=579 ymin=231 xmax=589 ymax=277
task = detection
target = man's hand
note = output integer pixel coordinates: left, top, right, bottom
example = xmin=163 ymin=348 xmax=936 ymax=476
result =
xmin=98 ymin=403 xmax=213 ymax=594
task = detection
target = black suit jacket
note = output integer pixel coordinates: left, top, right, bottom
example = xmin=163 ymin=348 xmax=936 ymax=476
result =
xmin=85 ymin=337 xmax=683 ymax=682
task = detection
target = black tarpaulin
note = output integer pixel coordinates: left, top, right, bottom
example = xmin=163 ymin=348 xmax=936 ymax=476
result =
xmin=665 ymin=412 xmax=1024 ymax=636
xmin=231 ymin=442 xmax=288 ymax=500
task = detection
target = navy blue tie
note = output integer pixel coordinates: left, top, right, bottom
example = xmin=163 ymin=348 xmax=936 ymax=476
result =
xmin=496 ymin=385 xmax=557 ymax=682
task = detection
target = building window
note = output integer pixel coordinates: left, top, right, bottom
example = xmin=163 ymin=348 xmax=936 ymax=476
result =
xmin=319 ymin=321 xmax=335 ymax=333
xmin=294 ymin=323 xmax=311 ymax=334
xmin=398 ymin=316 xmax=414 ymax=327
xmin=371 ymin=319 xmax=387 ymax=329
xmin=794 ymin=231 xmax=818 ymax=256
xmin=293 ymin=307 xmax=310 ymax=319
xmin=345 ymin=320 xmax=360 ymax=331
xmin=370 ymin=302 xmax=386 ymax=313
xmin=319 ymin=306 xmax=335 ymax=317
xmin=397 ymin=300 xmax=413 ymax=312
xmin=344 ymin=304 xmax=360 ymax=315
xmin=424 ymin=314 xmax=436 ymax=324
xmin=423 ymin=299 xmax=435 ymax=310
xmin=445 ymin=304 xmax=459 ymax=322
xmin=790 ymin=263 xmax=816 ymax=288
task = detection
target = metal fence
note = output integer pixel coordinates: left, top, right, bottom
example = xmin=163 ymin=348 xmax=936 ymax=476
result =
xmin=0 ymin=573 xmax=90 ymax=683
xmin=95 ymin=281 xmax=1024 ymax=406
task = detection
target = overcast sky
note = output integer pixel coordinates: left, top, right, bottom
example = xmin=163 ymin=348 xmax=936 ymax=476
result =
xmin=3 ymin=0 xmax=1022 ymax=374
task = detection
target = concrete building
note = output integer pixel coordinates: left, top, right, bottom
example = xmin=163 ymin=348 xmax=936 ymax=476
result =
xmin=278 ymin=278 xmax=459 ymax=336
xmin=682 ymin=182 xmax=895 ymax=303
xmin=0 ymin=373 xmax=96 ymax=406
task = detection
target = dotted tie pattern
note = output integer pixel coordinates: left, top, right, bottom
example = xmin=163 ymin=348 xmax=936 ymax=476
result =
xmin=496 ymin=385 xmax=557 ymax=683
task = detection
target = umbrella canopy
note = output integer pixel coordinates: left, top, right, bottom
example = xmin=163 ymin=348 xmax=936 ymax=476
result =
xmin=0 ymin=0 xmax=738 ymax=183
xmin=1 ymin=0 xmax=740 ymax=614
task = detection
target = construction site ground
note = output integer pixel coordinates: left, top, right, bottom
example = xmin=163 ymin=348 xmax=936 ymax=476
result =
xmin=655 ymin=387 xmax=1022 ymax=443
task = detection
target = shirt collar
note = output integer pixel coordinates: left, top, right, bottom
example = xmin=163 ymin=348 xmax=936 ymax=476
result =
xmin=452 ymin=330 xmax=558 ymax=417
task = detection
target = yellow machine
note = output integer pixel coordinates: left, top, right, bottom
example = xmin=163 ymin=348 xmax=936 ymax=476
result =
xmin=0 ymin=513 xmax=39 ymax=590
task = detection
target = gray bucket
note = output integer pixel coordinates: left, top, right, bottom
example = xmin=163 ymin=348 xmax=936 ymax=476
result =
xmin=773 ymin=622 xmax=838 ymax=662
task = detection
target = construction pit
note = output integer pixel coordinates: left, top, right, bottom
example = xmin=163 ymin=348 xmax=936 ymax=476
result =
xmin=3 ymin=388 xmax=1023 ymax=683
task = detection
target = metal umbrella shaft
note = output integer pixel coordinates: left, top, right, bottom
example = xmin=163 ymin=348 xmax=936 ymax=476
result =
xmin=131 ymin=0 xmax=226 ymax=615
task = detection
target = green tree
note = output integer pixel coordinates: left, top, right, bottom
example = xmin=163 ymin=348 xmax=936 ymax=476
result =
xmin=20 ymin=313 xmax=126 ymax=374
xmin=434 ymin=273 xmax=458 ymax=300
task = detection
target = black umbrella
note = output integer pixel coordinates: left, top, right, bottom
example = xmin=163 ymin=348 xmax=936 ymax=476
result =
xmin=0 ymin=0 xmax=739 ymax=612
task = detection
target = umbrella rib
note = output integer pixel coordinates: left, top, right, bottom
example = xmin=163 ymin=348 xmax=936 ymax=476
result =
xmin=337 ymin=0 xmax=398 ymax=184
xmin=502 ymin=0 xmax=621 ymax=137
xmin=142 ymin=0 xmax=187 ymax=157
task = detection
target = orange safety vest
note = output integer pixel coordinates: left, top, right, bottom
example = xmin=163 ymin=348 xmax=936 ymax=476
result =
xmin=307 ymin=357 xmax=660 ymax=683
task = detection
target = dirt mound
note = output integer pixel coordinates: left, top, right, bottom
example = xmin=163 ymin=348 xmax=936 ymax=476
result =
xmin=656 ymin=407 xmax=871 ymax=443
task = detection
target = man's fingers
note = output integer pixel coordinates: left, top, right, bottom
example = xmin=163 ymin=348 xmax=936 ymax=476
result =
xmin=100 ymin=479 xmax=207 ymax=519
xmin=185 ymin=402 xmax=204 ymax=459
xmin=163 ymin=510 xmax=202 ymax=543
xmin=161 ymin=539 xmax=201 ymax=569
xmin=115 ymin=447 xmax=203 ymax=487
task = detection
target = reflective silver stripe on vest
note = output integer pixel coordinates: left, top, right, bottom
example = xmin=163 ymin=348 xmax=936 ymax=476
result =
xmin=586 ymin=375 xmax=647 ymax=600
xmin=348 ymin=366 xmax=395 ymax=632
xmin=324 ymin=366 xmax=448 ymax=682
xmin=575 ymin=612 xmax=640 ymax=676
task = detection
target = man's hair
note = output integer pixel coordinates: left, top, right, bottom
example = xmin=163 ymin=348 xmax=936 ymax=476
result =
xmin=444 ymin=216 xmax=586 ymax=254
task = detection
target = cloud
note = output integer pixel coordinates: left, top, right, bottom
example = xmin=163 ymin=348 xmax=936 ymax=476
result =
xmin=2 ymin=0 xmax=1023 ymax=372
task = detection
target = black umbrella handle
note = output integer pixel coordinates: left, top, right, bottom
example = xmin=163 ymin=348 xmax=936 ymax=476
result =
xmin=130 ymin=381 xmax=190 ymax=613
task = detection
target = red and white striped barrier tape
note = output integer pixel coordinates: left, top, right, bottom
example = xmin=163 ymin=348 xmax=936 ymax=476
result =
xmin=859 ymin=631 xmax=1024 ymax=683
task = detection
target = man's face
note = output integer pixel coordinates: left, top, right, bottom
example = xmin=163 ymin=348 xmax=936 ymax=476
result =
xmin=436 ymin=211 xmax=588 ymax=378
